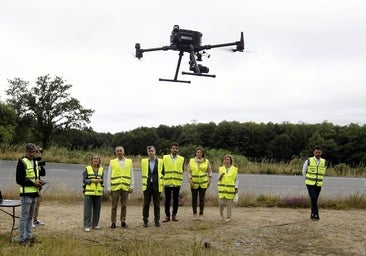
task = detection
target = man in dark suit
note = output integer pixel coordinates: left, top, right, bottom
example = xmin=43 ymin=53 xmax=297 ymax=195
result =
xmin=141 ymin=146 xmax=164 ymax=227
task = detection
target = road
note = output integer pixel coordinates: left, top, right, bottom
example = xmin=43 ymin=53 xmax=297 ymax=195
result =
xmin=1 ymin=160 xmax=365 ymax=198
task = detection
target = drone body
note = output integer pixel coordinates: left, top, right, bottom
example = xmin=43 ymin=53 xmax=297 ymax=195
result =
xmin=135 ymin=25 xmax=244 ymax=83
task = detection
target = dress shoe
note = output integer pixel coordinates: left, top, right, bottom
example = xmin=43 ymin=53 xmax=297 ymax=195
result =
xmin=111 ymin=223 xmax=116 ymax=229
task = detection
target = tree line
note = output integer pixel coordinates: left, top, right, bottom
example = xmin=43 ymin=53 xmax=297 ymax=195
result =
xmin=1 ymin=75 xmax=366 ymax=167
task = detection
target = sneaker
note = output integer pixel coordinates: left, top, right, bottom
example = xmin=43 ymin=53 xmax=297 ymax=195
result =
xmin=199 ymin=215 xmax=204 ymax=221
xmin=193 ymin=214 xmax=198 ymax=221
xmin=32 ymin=223 xmax=36 ymax=228
xmin=121 ymin=222 xmax=128 ymax=228
xmin=143 ymin=222 xmax=148 ymax=227
xmin=172 ymin=215 xmax=178 ymax=221
xmin=225 ymin=217 xmax=231 ymax=222
xmin=219 ymin=216 xmax=223 ymax=221
xmin=163 ymin=216 xmax=170 ymax=222
xmin=155 ymin=222 xmax=160 ymax=227
xmin=84 ymin=228 xmax=91 ymax=232
xmin=33 ymin=220 xmax=45 ymax=225
xmin=92 ymin=226 xmax=100 ymax=230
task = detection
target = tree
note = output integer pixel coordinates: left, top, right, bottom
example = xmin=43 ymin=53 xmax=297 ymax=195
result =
xmin=6 ymin=75 xmax=94 ymax=148
xmin=0 ymin=102 xmax=17 ymax=144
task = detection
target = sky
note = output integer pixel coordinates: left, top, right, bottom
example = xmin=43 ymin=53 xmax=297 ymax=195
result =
xmin=1 ymin=0 xmax=366 ymax=134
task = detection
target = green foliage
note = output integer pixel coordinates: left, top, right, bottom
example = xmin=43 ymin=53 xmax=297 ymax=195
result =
xmin=5 ymin=75 xmax=94 ymax=148
xmin=0 ymin=102 xmax=17 ymax=144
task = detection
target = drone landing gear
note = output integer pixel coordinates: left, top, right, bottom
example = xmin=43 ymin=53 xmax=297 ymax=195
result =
xmin=159 ymin=51 xmax=191 ymax=83
xmin=158 ymin=47 xmax=215 ymax=84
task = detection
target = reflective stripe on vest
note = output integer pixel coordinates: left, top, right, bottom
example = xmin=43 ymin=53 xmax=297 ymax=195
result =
xmin=305 ymin=157 xmax=326 ymax=186
xmin=163 ymin=155 xmax=184 ymax=186
xmin=110 ymin=158 xmax=132 ymax=191
xmin=141 ymin=158 xmax=164 ymax=192
xmin=19 ymin=158 xmax=39 ymax=194
xmin=218 ymin=165 xmax=238 ymax=199
xmin=189 ymin=158 xmax=209 ymax=189
xmin=84 ymin=166 xmax=104 ymax=196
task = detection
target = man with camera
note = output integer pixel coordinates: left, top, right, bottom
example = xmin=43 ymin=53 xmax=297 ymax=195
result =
xmin=33 ymin=149 xmax=46 ymax=227
xmin=16 ymin=143 xmax=44 ymax=246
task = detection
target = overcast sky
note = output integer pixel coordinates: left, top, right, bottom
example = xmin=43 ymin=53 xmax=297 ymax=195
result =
xmin=1 ymin=0 xmax=366 ymax=133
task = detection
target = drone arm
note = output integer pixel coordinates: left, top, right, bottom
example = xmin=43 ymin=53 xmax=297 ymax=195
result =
xmin=135 ymin=43 xmax=173 ymax=59
xmin=200 ymin=32 xmax=244 ymax=52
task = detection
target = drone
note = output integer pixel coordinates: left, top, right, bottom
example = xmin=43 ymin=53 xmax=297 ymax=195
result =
xmin=135 ymin=25 xmax=244 ymax=83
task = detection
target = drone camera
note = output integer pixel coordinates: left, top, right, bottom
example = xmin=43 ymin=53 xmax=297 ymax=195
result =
xmin=189 ymin=62 xmax=209 ymax=74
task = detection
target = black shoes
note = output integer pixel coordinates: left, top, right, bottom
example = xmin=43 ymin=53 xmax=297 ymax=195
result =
xmin=143 ymin=222 xmax=148 ymax=227
xmin=310 ymin=214 xmax=320 ymax=221
xmin=19 ymin=237 xmax=40 ymax=247
xmin=111 ymin=222 xmax=128 ymax=228
xmin=155 ymin=222 xmax=160 ymax=227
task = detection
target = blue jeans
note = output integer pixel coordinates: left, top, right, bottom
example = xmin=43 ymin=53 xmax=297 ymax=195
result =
xmin=19 ymin=196 xmax=38 ymax=242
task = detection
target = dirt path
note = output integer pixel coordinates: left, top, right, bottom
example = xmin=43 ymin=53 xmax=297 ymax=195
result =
xmin=1 ymin=201 xmax=365 ymax=255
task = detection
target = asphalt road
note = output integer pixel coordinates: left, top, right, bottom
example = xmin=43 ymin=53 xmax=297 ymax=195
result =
xmin=1 ymin=160 xmax=365 ymax=198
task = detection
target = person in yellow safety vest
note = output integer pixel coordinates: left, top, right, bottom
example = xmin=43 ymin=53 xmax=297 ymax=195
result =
xmin=302 ymin=145 xmax=326 ymax=221
xmin=141 ymin=145 xmax=164 ymax=227
xmin=218 ymin=154 xmax=238 ymax=222
xmin=162 ymin=142 xmax=184 ymax=222
xmin=16 ymin=143 xmax=43 ymax=246
xmin=106 ymin=146 xmax=134 ymax=228
xmin=82 ymin=154 xmax=104 ymax=232
xmin=187 ymin=147 xmax=212 ymax=221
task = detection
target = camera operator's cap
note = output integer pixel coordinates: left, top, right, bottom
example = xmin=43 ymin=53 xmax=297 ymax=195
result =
xmin=25 ymin=143 xmax=37 ymax=152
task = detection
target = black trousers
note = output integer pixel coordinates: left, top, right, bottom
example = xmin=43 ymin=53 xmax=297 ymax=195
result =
xmin=143 ymin=184 xmax=161 ymax=223
xmin=164 ymin=186 xmax=180 ymax=217
xmin=306 ymin=184 xmax=322 ymax=216
xmin=191 ymin=187 xmax=207 ymax=215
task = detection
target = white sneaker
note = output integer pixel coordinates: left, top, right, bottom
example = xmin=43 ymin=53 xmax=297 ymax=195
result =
xmin=33 ymin=220 xmax=45 ymax=225
xmin=32 ymin=223 xmax=36 ymax=228
xmin=84 ymin=228 xmax=91 ymax=232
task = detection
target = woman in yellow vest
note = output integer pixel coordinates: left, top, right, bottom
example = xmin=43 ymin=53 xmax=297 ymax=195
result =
xmin=218 ymin=154 xmax=238 ymax=222
xmin=187 ymin=147 xmax=212 ymax=220
xmin=302 ymin=145 xmax=326 ymax=220
xmin=83 ymin=154 xmax=104 ymax=232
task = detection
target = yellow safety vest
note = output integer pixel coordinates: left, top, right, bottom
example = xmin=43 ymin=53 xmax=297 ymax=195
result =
xmin=218 ymin=165 xmax=238 ymax=199
xmin=110 ymin=158 xmax=132 ymax=191
xmin=189 ymin=158 xmax=209 ymax=189
xmin=141 ymin=158 xmax=164 ymax=192
xmin=84 ymin=166 xmax=104 ymax=196
xmin=305 ymin=157 xmax=326 ymax=186
xmin=163 ymin=155 xmax=184 ymax=186
xmin=19 ymin=158 xmax=39 ymax=194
